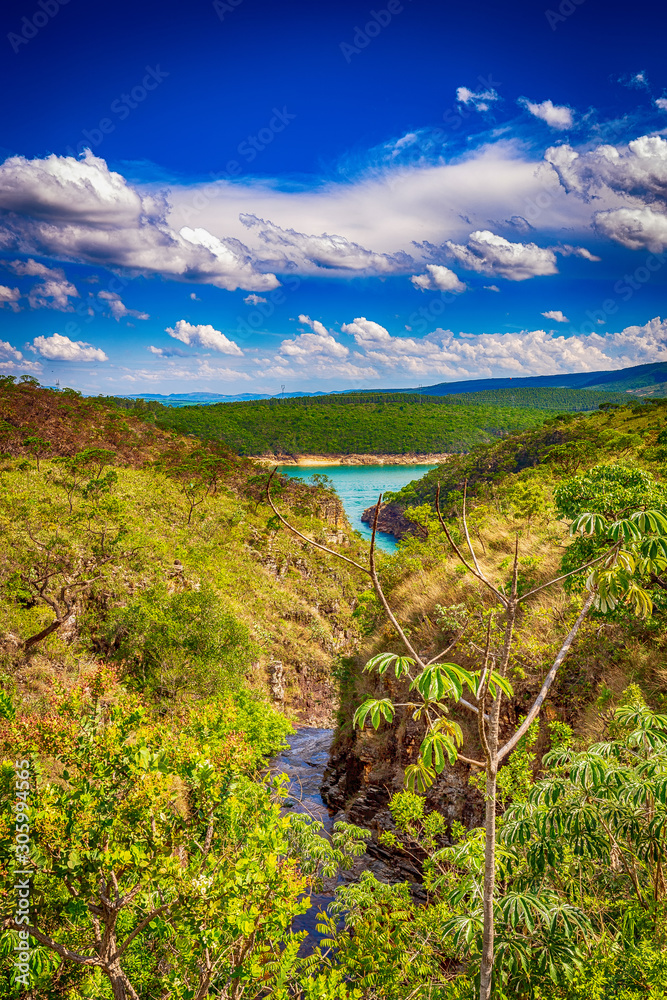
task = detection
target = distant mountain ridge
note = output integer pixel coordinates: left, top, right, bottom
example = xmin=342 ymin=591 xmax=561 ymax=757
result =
xmin=402 ymin=362 xmax=667 ymax=396
xmin=108 ymin=362 xmax=667 ymax=407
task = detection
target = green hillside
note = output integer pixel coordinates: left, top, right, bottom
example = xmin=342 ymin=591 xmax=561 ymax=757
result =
xmin=105 ymin=388 xmax=627 ymax=457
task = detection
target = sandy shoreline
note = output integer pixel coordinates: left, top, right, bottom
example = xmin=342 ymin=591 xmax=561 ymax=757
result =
xmin=251 ymin=453 xmax=451 ymax=467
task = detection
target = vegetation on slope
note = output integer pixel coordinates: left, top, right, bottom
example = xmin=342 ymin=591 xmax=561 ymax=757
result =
xmin=102 ymin=388 xmax=627 ymax=458
xmin=3 ymin=377 xmax=667 ymax=999
xmin=315 ymin=396 xmax=667 ymax=997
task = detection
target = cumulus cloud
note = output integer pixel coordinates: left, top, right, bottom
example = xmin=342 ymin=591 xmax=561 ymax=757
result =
xmin=541 ymin=310 xmax=569 ymax=323
xmin=656 ymin=98 xmax=667 ymax=111
xmin=190 ymin=292 xmax=201 ymax=300
xmin=243 ymin=294 xmax=267 ymax=305
xmin=278 ymin=315 xmax=349 ymax=359
xmin=594 ymin=206 xmax=667 ymax=252
xmin=0 ymin=285 xmax=20 ymax=311
xmin=332 ymin=314 xmax=667 ymax=382
xmin=97 ymin=290 xmax=149 ymax=321
xmin=0 ymin=339 xmax=41 ymax=373
xmin=484 ymin=285 xmax=500 ymax=292
xmin=456 ymin=86 xmax=499 ymax=112
xmin=410 ymin=264 xmax=466 ymax=293
xmin=239 ymin=214 xmax=414 ymax=275
xmin=166 ymin=319 xmax=244 ymax=356
xmin=444 ymin=230 xmax=559 ymax=280
xmin=147 ymin=345 xmax=188 ymax=358
xmin=3 ymin=257 xmax=80 ymax=310
xmin=546 ymin=134 xmax=667 ymax=251
xmin=0 ymin=151 xmax=278 ymax=292
xmin=547 ymin=135 xmax=667 ymax=203
xmin=32 ymin=333 xmax=108 ymax=362
xmin=519 ymin=98 xmax=574 ymax=129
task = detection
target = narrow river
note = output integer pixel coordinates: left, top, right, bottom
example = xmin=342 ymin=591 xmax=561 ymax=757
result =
xmin=271 ymin=727 xmax=337 ymax=938
xmin=276 ymin=464 xmax=436 ymax=551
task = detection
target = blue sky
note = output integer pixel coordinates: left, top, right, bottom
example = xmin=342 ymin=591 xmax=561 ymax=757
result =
xmin=1 ymin=0 xmax=667 ymax=394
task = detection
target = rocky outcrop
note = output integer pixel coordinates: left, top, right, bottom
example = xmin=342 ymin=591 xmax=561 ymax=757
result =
xmin=322 ymin=723 xmax=484 ymax=834
xmin=360 ymin=501 xmax=422 ymax=541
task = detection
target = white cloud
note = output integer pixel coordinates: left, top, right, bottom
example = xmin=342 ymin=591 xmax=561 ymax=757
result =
xmin=190 ymin=292 xmax=201 ymax=301
xmin=484 ymin=284 xmax=500 ymax=292
xmin=541 ymin=310 xmax=569 ymax=323
xmin=0 ymin=340 xmax=24 ymax=362
xmin=456 ymin=86 xmax=499 ymax=112
xmin=32 ymin=333 xmax=108 ymax=362
xmin=444 ymin=230 xmax=559 ymax=281
xmin=410 ymin=264 xmax=466 ymax=293
xmin=166 ymin=319 xmax=244 ymax=356
xmin=332 ymin=314 xmax=667 ymax=382
xmin=3 ymin=258 xmax=80 ymax=311
xmin=656 ymin=98 xmax=667 ymax=111
xmin=239 ymin=214 xmax=414 ymax=275
xmin=519 ymin=98 xmax=574 ymax=130
xmin=0 ymin=151 xmax=279 ymax=292
xmin=164 ymin=140 xmax=609 ymax=273
xmin=594 ymin=206 xmax=667 ymax=252
xmin=147 ymin=344 xmax=188 ymax=358
xmin=97 ymin=290 xmax=149 ymax=321
xmin=0 ymin=285 xmax=20 ymax=311
xmin=0 ymin=339 xmax=41 ymax=373
xmin=244 ymin=293 xmax=267 ymax=305
xmin=546 ymin=134 xmax=667 ymax=251
xmin=279 ymin=315 xmax=349 ymax=359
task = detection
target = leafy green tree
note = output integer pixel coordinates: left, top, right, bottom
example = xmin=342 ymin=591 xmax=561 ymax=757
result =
xmin=268 ymin=466 xmax=667 ymax=1000
xmin=105 ymin=585 xmax=255 ymax=698
xmin=0 ymin=692 xmax=367 ymax=999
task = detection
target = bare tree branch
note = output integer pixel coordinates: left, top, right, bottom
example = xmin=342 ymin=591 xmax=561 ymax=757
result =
xmin=497 ymin=591 xmax=596 ymax=762
xmin=265 ymin=468 xmax=370 ymax=575
xmin=518 ymin=545 xmax=618 ymax=603
xmin=436 ymin=485 xmax=508 ymax=607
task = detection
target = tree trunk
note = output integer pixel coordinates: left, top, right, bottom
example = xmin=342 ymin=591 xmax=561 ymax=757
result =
xmin=479 ymin=766 xmax=497 ymax=1000
xmin=105 ymin=964 xmax=138 ymax=1000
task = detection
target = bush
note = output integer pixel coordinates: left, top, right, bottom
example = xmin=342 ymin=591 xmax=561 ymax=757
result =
xmin=105 ymin=584 xmax=257 ymax=698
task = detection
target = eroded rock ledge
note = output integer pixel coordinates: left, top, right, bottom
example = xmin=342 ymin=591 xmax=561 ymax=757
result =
xmin=360 ymin=501 xmax=419 ymax=541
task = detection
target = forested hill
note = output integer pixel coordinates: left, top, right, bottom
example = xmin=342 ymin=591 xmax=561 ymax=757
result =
xmin=384 ymin=395 xmax=667 ymax=514
xmin=0 ymin=375 xmax=366 ymax=722
xmin=105 ymin=387 xmax=629 ymax=457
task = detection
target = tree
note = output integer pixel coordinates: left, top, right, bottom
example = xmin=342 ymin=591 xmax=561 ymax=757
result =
xmin=0 ymin=693 xmax=368 ymax=999
xmin=267 ymin=466 xmax=667 ymax=1000
xmin=158 ymin=447 xmax=231 ymax=525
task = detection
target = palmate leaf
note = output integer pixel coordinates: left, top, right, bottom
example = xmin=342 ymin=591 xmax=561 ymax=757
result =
xmin=364 ymin=652 xmax=415 ymax=678
xmin=411 ymin=662 xmax=475 ymax=703
xmin=420 ymin=731 xmax=459 ymax=773
xmin=353 ymin=698 xmax=395 ymax=730
xmin=631 ymin=509 xmax=667 ymax=534
xmin=404 ymin=760 xmax=436 ymax=793
xmin=569 ymin=512 xmax=607 ymax=537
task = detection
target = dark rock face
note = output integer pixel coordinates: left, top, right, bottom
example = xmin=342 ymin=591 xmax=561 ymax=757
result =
xmin=321 ymin=722 xmax=485 ymax=836
xmin=360 ymin=501 xmax=423 ymax=541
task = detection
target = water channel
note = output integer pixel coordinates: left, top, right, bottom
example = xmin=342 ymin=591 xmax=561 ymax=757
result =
xmin=276 ymin=464 xmax=436 ymax=551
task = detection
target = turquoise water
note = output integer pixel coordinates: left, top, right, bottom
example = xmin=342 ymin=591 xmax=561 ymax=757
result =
xmin=277 ymin=464 xmax=436 ymax=552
